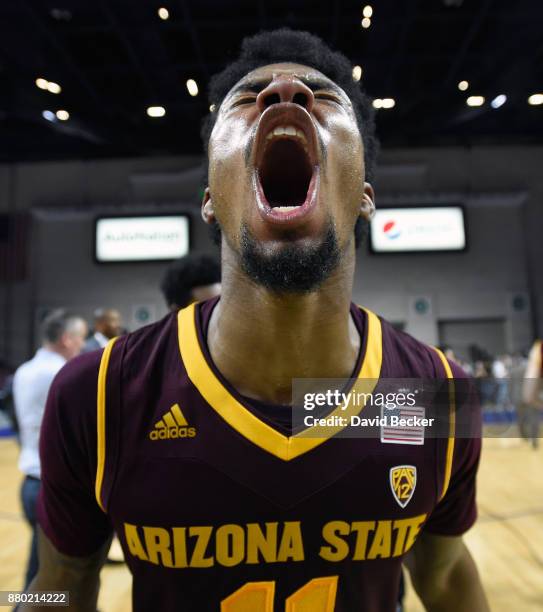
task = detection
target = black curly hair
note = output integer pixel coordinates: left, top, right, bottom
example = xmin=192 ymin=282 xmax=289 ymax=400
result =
xmin=160 ymin=253 xmax=221 ymax=309
xmin=201 ymin=28 xmax=378 ymax=248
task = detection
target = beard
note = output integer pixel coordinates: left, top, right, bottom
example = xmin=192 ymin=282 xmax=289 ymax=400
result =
xmin=239 ymin=220 xmax=342 ymax=294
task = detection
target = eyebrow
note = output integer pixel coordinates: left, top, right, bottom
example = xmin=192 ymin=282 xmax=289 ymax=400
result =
xmin=228 ymin=75 xmax=344 ymax=98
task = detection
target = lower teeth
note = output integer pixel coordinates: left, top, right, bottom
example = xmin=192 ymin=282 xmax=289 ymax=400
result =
xmin=273 ymin=206 xmax=299 ymax=212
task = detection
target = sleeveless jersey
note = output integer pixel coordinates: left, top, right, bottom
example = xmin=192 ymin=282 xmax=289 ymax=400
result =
xmin=38 ymin=298 xmax=481 ymax=612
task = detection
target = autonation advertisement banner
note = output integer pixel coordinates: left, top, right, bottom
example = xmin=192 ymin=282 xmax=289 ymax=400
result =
xmin=95 ymin=215 xmax=190 ymax=262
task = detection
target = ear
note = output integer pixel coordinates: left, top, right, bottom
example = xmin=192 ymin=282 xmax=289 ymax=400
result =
xmin=360 ymin=182 xmax=376 ymax=221
xmin=201 ymin=187 xmax=215 ymax=225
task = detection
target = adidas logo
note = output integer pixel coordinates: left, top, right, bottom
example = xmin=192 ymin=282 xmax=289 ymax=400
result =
xmin=149 ymin=404 xmax=196 ymax=440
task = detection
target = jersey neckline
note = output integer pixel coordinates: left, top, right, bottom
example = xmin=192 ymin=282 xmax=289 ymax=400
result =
xmin=177 ymin=300 xmax=383 ymax=461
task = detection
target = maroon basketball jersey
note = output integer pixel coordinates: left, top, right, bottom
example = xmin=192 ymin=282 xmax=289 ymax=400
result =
xmin=38 ymin=299 xmax=481 ymax=612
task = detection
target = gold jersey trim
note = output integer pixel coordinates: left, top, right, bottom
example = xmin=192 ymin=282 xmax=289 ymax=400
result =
xmin=432 ymin=347 xmax=455 ymax=501
xmin=95 ymin=337 xmax=119 ymax=512
xmin=177 ymin=303 xmax=383 ymax=462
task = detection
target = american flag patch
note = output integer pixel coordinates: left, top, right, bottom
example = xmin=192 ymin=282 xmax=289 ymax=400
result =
xmin=380 ymin=404 xmax=426 ymax=445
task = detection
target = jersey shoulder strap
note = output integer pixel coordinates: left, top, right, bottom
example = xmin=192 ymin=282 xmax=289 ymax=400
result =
xmin=95 ymin=336 xmax=126 ymax=512
xmin=432 ymin=347 xmax=456 ymax=501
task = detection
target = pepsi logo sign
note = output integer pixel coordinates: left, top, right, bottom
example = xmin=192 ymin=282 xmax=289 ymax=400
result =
xmin=383 ymin=220 xmax=401 ymax=239
xmin=370 ymin=207 xmax=466 ymax=253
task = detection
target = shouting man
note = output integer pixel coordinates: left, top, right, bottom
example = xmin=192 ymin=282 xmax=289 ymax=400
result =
xmin=26 ymin=30 xmax=488 ymax=611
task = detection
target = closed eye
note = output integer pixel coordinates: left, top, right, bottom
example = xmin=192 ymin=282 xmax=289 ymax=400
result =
xmin=314 ymin=91 xmax=342 ymax=103
xmin=231 ymin=94 xmax=258 ymax=107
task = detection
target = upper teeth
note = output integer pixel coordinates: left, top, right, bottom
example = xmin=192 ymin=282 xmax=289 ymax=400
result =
xmin=266 ymin=125 xmax=308 ymax=147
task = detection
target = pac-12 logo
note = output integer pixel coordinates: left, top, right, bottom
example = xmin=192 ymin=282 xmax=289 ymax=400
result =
xmin=390 ymin=465 xmax=417 ymax=508
xmin=383 ymin=220 xmax=401 ymax=239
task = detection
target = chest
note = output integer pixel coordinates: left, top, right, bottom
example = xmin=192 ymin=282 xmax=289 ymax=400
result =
xmin=109 ymin=389 xmax=439 ymax=522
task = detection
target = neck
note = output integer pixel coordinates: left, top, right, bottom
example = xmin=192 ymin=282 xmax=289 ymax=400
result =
xmin=207 ymin=245 xmax=360 ymax=404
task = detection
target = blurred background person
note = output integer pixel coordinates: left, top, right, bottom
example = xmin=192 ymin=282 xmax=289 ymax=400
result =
xmin=0 ymin=358 xmax=16 ymax=436
xmin=492 ymin=353 xmax=512 ymax=412
xmin=160 ymin=252 xmax=221 ymax=311
xmin=509 ymin=351 xmax=530 ymax=441
xmin=12 ymin=309 xmax=87 ymax=589
xmin=441 ymin=345 xmax=457 ymax=364
xmin=522 ymin=340 xmax=542 ymax=449
xmin=82 ymin=308 xmax=123 ymax=353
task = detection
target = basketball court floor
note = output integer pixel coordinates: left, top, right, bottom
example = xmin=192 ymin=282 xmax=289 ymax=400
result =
xmin=1 ymin=436 xmax=541 ymax=611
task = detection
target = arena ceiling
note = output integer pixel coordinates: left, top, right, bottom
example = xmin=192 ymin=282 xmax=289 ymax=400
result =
xmin=1 ymin=0 xmax=542 ymax=162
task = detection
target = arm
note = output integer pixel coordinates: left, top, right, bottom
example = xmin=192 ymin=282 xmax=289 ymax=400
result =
xmin=405 ymin=532 xmax=489 ymax=612
xmin=522 ymin=342 xmax=542 ymax=408
xmin=21 ymin=527 xmax=110 ymax=612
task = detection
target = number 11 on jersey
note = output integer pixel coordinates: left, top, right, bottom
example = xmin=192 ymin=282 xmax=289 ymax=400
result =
xmin=221 ymin=576 xmax=338 ymax=611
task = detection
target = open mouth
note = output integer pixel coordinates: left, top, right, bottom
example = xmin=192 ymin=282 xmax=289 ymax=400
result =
xmin=258 ymin=127 xmax=314 ymax=211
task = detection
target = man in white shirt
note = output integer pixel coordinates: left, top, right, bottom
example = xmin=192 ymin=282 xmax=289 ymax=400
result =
xmin=492 ymin=355 xmax=511 ymax=411
xmin=13 ymin=309 xmax=87 ymax=588
xmin=82 ymin=308 xmax=122 ymax=353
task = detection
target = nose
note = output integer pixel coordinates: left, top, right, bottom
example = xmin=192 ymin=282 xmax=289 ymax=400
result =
xmin=256 ymin=75 xmax=314 ymax=114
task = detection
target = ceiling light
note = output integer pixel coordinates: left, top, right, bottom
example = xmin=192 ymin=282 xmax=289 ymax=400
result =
xmin=186 ymin=79 xmax=198 ymax=97
xmin=372 ymin=99 xmax=383 ymax=109
xmin=42 ymin=110 xmax=56 ymax=122
xmin=528 ymin=93 xmax=543 ymax=106
xmin=47 ymin=81 xmax=61 ymax=94
xmin=36 ymin=78 xmax=62 ymax=94
xmin=466 ymin=95 xmax=484 ymax=107
xmin=490 ymin=94 xmax=507 ymax=109
xmin=361 ymin=17 xmax=371 ymax=28
xmin=209 ymin=104 xmax=216 ymax=113
xmin=381 ymin=98 xmax=396 ymax=109
xmin=458 ymin=80 xmax=469 ymax=91
xmin=352 ymin=65 xmax=362 ymax=82
xmin=363 ymin=5 xmax=373 ymax=18
xmin=147 ymin=106 xmax=166 ymax=117
xmin=158 ymin=7 xmax=169 ymax=20
xmin=56 ymin=109 xmax=69 ymax=121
